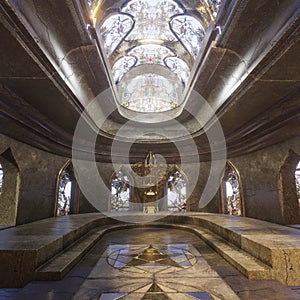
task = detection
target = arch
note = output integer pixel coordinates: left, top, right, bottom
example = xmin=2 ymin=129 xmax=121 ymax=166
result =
xmin=0 ymin=162 xmax=3 ymax=195
xmin=100 ymin=12 xmax=134 ymax=56
xmin=295 ymin=161 xmax=300 ymax=206
xmin=0 ymin=148 xmax=20 ymax=226
xmin=166 ymin=165 xmax=188 ymax=212
xmin=54 ymin=160 xmax=79 ymax=216
xmin=220 ymin=161 xmax=243 ymax=216
xmin=109 ymin=167 xmax=132 ymax=212
xmin=279 ymin=150 xmax=300 ymax=224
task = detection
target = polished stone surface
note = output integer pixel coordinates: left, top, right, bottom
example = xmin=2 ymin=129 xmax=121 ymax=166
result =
xmin=1 ymin=228 xmax=299 ymax=300
xmin=73 ymin=243 xmax=238 ymax=300
xmin=0 ymin=213 xmax=299 ymax=288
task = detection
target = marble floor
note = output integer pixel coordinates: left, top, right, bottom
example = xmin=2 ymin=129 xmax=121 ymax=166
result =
xmin=1 ymin=227 xmax=299 ymax=300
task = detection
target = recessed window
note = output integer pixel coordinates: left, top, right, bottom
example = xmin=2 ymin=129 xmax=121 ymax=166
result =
xmin=167 ymin=169 xmax=187 ymax=211
xmin=0 ymin=149 xmax=20 ymax=226
xmin=56 ymin=162 xmax=78 ymax=216
xmin=295 ymin=161 xmax=300 ymax=204
xmin=57 ymin=170 xmax=72 ymax=216
xmin=0 ymin=163 xmax=3 ymax=195
xmin=225 ymin=170 xmax=241 ymax=216
xmin=110 ymin=170 xmax=131 ymax=212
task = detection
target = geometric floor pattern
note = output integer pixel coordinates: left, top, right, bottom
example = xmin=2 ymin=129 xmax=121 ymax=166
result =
xmin=73 ymin=244 xmax=240 ymax=300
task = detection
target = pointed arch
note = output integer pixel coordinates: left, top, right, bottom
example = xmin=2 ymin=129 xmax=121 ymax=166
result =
xmin=0 ymin=162 xmax=3 ymax=195
xmin=220 ymin=161 xmax=243 ymax=216
xmin=166 ymin=165 xmax=188 ymax=212
xmin=54 ymin=160 xmax=79 ymax=216
xmin=279 ymin=150 xmax=300 ymax=224
xmin=109 ymin=166 xmax=132 ymax=212
xmin=0 ymin=148 xmax=20 ymax=226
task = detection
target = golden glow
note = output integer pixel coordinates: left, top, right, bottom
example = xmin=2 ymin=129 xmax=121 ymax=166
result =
xmin=139 ymin=39 xmax=164 ymax=45
xmin=91 ymin=0 xmax=102 ymax=24
xmin=196 ymin=5 xmax=206 ymax=14
xmin=145 ymin=188 xmax=157 ymax=196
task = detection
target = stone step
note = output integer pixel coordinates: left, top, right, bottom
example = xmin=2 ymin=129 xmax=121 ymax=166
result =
xmin=190 ymin=226 xmax=274 ymax=280
xmin=34 ymin=222 xmax=274 ymax=282
xmin=35 ymin=228 xmax=106 ymax=281
xmin=122 ymin=223 xmax=275 ymax=280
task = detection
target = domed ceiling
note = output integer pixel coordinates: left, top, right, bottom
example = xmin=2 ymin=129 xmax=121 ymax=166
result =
xmin=0 ymin=0 xmax=298 ymax=161
xmin=95 ymin=0 xmax=217 ymax=115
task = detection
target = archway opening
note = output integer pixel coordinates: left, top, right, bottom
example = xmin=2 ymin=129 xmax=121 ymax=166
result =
xmin=0 ymin=149 xmax=20 ymax=226
xmin=110 ymin=169 xmax=131 ymax=212
xmin=279 ymin=150 xmax=300 ymax=224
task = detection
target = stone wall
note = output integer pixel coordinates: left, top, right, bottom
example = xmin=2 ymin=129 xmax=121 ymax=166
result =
xmin=228 ymin=136 xmax=300 ymax=224
xmin=0 ymin=134 xmax=67 ymax=225
xmin=1 ymin=132 xmax=299 ymax=226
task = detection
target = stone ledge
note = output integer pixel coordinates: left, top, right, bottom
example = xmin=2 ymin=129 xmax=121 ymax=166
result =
xmin=0 ymin=213 xmax=299 ymax=287
xmin=35 ymin=227 xmax=109 ymax=281
xmin=33 ymin=223 xmax=273 ymax=283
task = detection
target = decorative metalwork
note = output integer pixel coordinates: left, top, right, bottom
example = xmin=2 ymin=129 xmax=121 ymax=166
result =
xmin=165 ymin=56 xmax=190 ymax=84
xmin=295 ymin=162 xmax=300 ymax=204
xmin=121 ymin=0 xmax=183 ymax=41
xmin=128 ymin=45 xmax=174 ymax=66
xmin=167 ymin=170 xmax=187 ymax=211
xmin=226 ymin=171 xmax=241 ymax=216
xmin=111 ymin=170 xmax=130 ymax=211
xmin=120 ymin=73 xmax=179 ymax=112
xmin=112 ymin=56 xmax=137 ymax=83
xmin=0 ymin=163 xmax=3 ymax=195
xmin=98 ymin=0 xmax=213 ymax=113
xmin=145 ymin=151 xmax=156 ymax=167
xmin=57 ymin=171 xmax=72 ymax=216
xmin=100 ymin=14 xmax=134 ymax=55
xmin=170 ymin=15 xmax=205 ymax=58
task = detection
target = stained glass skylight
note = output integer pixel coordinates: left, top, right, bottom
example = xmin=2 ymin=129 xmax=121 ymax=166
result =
xmin=119 ymin=74 xmax=180 ymax=112
xmin=122 ymin=0 xmax=183 ymax=41
xmin=165 ymin=57 xmax=190 ymax=84
xmin=101 ymin=14 xmax=134 ymax=55
xmin=112 ymin=56 xmax=137 ymax=83
xmin=97 ymin=0 xmax=217 ymax=113
xmin=128 ymin=45 xmax=174 ymax=66
xmin=170 ymin=15 xmax=206 ymax=58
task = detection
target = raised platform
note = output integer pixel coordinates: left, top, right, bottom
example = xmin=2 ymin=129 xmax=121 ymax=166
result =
xmin=0 ymin=213 xmax=299 ymax=287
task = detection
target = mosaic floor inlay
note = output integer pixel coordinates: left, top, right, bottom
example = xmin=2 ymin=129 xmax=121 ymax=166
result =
xmin=107 ymin=244 xmax=196 ymax=272
xmin=73 ymin=243 xmax=239 ymax=300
